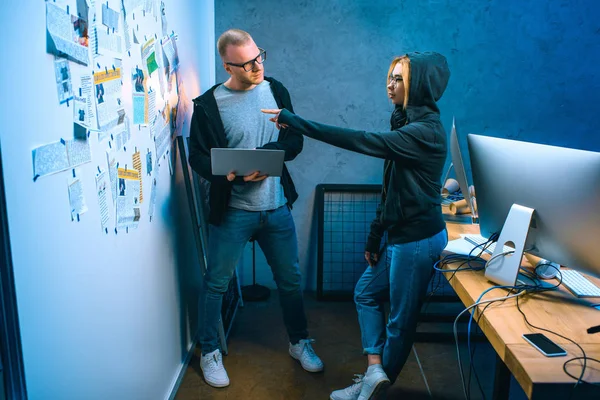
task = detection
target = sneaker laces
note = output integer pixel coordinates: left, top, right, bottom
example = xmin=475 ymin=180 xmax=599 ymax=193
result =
xmin=299 ymin=338 xmax=318 ymax=359
xmin=204 ymin=352 xmax=223 ymax=373
xmin=347 ymin=374 xmax=364 ymax=394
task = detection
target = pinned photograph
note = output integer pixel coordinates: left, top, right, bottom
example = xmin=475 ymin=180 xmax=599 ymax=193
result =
xmin=133 ymin=67 xmax=145 ymax=93
xmin=54 ymin=58 xmax=73 ymax=104
xmin=96 ymin=83 xmax=105 ymax=104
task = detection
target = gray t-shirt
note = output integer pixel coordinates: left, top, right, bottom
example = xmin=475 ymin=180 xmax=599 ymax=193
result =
xmin=214 ymin=80 xmax=287 ymax=211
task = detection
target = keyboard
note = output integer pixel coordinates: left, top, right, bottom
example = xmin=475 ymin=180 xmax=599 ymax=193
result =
xmin=560 ymin=270 xmax=600 ymax=298
xmin=463 ymin=234 xmax=514 ymax=255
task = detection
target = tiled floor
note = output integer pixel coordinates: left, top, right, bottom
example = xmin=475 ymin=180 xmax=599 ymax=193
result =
xmin=175 ymin=293 xmax=528 ymax=400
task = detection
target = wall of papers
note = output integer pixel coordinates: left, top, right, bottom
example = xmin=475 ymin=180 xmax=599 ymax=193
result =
xmin=0 ymin=0 xmax=214 ymax=398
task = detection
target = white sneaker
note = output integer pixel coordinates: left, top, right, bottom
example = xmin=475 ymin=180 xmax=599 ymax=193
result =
xmin=200 ymin=349 xmax=230 ymax=388
xmin=358 ymin=364 xmax=390 ymax=400
xmin=289 ymin=339 xmax=324 ymax=372
xmin=330 ymin=374 xmax=364 ymax=400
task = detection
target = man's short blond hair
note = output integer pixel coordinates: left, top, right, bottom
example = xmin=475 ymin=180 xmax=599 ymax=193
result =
xmin=217 ymin=29 xmax=252 ymax=59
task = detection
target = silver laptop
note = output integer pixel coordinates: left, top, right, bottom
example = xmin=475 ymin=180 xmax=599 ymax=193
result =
xmin=211 ymin=148 xmax=285 ymax=177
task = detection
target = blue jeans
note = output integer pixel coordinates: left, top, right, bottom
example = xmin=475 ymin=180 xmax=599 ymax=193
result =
xmin=198 ymin=205 xmax=308 ymax=354
xmin=354 ymin=229 xmax=448 ymax=383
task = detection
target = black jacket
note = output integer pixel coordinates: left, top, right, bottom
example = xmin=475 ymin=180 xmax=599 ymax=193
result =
xmin=188 ymin=77 xmax=303 ymax=225
xmin=278 ymin=52 xmax=451 ymax=249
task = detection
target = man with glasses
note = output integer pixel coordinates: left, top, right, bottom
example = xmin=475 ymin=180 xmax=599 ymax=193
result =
xmin=188 ymin=29 xmax=323 ymax=388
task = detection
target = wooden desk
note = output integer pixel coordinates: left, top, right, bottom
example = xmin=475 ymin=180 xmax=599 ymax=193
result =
xmin=443 ymin=217 xmax=600 ymax=399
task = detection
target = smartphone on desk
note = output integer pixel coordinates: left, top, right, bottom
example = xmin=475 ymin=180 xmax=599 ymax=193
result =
xmin=522 ymin=333 xmax=567 ymax=357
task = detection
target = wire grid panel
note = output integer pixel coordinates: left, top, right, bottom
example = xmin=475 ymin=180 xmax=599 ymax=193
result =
xmin=317 ymin=185 xmax=387 ymax=299
xmin=316 ymin=184 xmax=457 ymax=301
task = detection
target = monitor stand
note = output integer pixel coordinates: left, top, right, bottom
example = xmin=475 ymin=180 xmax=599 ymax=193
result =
xmin=485 ymin=203 xmax=535 ymax=287
xmin=515 ymin=272 xmax=556 ymax=289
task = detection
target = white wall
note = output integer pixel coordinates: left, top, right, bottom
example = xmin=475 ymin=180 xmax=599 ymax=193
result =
xmin=0 ymin=1 xmax=213 ymax=399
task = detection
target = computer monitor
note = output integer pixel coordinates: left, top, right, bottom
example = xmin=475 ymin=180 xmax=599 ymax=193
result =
xmin=467 ymin=134 xmax=600 ymax=286
xmin=449 ymin=118 xmax=477 ymax=221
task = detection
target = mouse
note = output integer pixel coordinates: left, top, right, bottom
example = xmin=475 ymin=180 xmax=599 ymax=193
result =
xmin=535 ymin=259 xmax=561 ymax=280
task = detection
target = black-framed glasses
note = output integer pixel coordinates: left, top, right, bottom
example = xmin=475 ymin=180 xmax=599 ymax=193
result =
xmin=226 ymin=48 xmax=267 ymax=72
xmin=388 ymin=75 xmax=403 ymax=87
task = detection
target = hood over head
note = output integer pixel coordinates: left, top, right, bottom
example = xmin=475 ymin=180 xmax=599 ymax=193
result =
xmin=404 ymin=51 xmax=450 ymax=121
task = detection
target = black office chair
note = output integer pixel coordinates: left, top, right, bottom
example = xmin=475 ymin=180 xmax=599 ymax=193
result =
xmin=241 ymin=236 xmax=270 ymax=301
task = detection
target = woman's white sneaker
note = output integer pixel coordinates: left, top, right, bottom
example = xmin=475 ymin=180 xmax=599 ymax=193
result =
xmin=358 ymin=364 xmax=390 ymax=400
xmin=330 ymin=374 xmax=364 ymax=400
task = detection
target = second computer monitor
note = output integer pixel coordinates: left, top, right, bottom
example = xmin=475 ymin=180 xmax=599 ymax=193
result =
xmin=450 ymin=118 xmax=476 ymax=218
xmin=467 ymin=134 xmax=600 ymax=279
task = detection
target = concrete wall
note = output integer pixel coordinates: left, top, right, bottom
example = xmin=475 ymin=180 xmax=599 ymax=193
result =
xmin=215 ymin=0 xmax=600 ymax=290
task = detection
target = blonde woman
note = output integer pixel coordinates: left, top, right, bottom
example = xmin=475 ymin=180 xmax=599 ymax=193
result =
xmin=263 ymin=52 xmax=450 ymax=400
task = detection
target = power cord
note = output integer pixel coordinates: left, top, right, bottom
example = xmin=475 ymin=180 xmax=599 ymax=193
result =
xmin=432 ymin=234 xmax=580 ymax=399
xmin=465 ymin=263 xmax=564 ymax=399
xmin=420 ymin=235 xmax=494 ymax=321
xmin=467 ymin=299 xmax=495 ymax=399
xmin=463 ymin=260 xmax=597 ymax=398
xmin=453 ymin=287 xmax=528 ymax=399
xmin=514 ymin=293 xmax=600 ymax=399
xmin=420 ymin=233 xmax=499 ymax=399
xmin=562 ymin=357 xmax=600 ymax=386
xmin=449 ymin=235 xmax=592 ymax=399
xmin=459 ymin=257 xmax=560 ymax=399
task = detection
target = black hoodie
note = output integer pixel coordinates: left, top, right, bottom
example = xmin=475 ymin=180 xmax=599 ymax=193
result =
xmin=278 ymin=52 xmax=450 ymax=248
xmin=188 ymin=77 xmax=303 ymax=225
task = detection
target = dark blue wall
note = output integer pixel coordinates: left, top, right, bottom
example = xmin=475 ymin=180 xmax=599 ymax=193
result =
xmin=215 ymin=0 xmax=600 ymax=289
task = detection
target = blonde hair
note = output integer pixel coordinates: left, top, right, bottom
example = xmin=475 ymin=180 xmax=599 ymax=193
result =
xmin=387 ymin=55 xmax=411 ymax=109
xmin=217 ymin=29 xmax=252 ymax=58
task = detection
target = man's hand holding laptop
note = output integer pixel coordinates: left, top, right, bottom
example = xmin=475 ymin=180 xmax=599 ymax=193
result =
xmin=226 ymin=170 xmax=267 ymax=182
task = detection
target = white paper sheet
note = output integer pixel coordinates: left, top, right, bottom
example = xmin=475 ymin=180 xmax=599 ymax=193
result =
xmin=148 ymin=176 xmax=157 ymax=221
xmin=161 ymin=34 xmax=179 ymax=73
xmin=154 ymin=122 xmax=171 ymax=160
xmin=113 ymin=118 xmax=132 ymax=151
xmin=98 ymin=129 xmax=108 ymax=143
xmin=132 ymin=150 xmax=144 ymax=203
xmin=33 ymin=141 xmax=70 ymax=180
xmin=149 ymin=118 xmax=156 ymax=140
xmin=122 ymin=12 xmax=132 ymax=52
xmin=73 ymin=73 xmax=98 ymax=130
xmin=160 ymin=1 xmax=168 ymax=37
xmin=155 ymin=42 xmax=166 ymax=98
xmin=68 ymin=169 xmax=88 ymax=221
xmin=144 ymin=0 xmax=156 ymax=14
xmin=95 ymin=168 xmax=110 ymax=232
xmin=96 ymin=27 xmax=123 ymax=59
xmin=444 ymin=238 xmax=480 ymax=256
xmin=106 ymin=149 xmax=118 ymax=203
xmin=88 ymin=0 xmax=98 ymax=56
xmin=148 ymin=89 xmax=156 ymax=125
xmin=32 ymin=136 xmax=91 ymax=180
xmin=93 ymin=65 xmax=125 ymax=129
xmin=124 ymin=0 xmax=145 ymax=14
xmin=102 ymin=3 xmax=120 ymax=30
xmin=116 ymin=167 xmax=141 ymax=230
xmin=66 ymin=138 xmax=92 ymax=167
xmin=96 ymin=2 xmax=123 ymax=60
xmin=46 ymin=2 xmax=90 ymax=65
